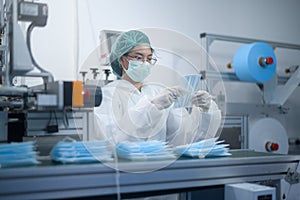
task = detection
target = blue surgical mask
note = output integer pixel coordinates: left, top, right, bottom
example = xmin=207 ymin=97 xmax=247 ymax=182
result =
xmin=174 ymin=138 xmax=231 ymax=158
xmin=124 ymin=60 xmax=151 ymax=82
xmin=116 ymin=140 xmax=176 ymax=161
xmin=50 ymin=140 xmax=113 ymax=164
xmin=0 ymin=141 xmax=40 ymax=167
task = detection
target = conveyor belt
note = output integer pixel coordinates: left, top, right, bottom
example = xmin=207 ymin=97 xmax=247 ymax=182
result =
xmin=0 ymin=150 xmax=299 ymax=200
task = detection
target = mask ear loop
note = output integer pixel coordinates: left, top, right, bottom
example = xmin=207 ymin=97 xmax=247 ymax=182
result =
xmin=119 ymin=56 xmax=128 ymax=79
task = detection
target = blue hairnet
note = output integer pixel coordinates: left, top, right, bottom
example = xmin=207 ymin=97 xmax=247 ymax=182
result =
xmin=110 ymin=30 xmax=151 ymax=78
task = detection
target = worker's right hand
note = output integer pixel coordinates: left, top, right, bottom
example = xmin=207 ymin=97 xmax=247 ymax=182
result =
xmin=190 ymin=90 xmax=212 ymax=112
xmin=151 ymin=86 xmax=189 ymax=110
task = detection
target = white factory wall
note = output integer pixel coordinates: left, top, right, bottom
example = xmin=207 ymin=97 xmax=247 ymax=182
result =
xmin=31 ymin=0 xmax=300 ymax=138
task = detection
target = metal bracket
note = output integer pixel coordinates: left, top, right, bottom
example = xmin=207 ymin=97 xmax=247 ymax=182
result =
xmin=269 ymin=66 xmax=300 ymax=105
xmin=285 ymin=168 xmax=300 ymax=185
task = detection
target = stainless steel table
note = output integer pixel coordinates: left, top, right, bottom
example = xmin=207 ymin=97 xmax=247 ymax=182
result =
xmin=0 ymin=150 xmax=299 ymax=200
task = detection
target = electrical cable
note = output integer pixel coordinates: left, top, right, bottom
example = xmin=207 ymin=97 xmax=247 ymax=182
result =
xmin=85 ymin=0 xmax=101 ymax=55
xmin=63 ymin=109 xmax=69 ymax=129
xmin=73 ymin=0 xmax=80 ymax=80
xmin=83 ymin=0 xmax=102 ymax=67
xmin=112 ymin=143 xmax=121 ymax=200
xmin=82 ymin=3 xmax=121 ymax=196
xmin=46 ymin=110 xmax=58 ymax=133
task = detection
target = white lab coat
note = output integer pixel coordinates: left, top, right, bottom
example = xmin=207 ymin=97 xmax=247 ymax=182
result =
xmin=92 ymin=79 xmax=221 ymax=200
xmin=93 ymin=79 xmax=222 ymax=146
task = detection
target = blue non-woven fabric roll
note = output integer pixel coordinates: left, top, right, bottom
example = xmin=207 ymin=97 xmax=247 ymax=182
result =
xmin=233 ymin=42 xmax=276 ymax=82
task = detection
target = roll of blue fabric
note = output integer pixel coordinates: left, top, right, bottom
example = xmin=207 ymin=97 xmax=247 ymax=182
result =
xmin=233 ymin=42 xmax=276 ymax=82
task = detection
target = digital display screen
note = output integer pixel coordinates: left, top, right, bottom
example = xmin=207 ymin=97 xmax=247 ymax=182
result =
xmin=19 ymin=3 xmax=38 ymax=16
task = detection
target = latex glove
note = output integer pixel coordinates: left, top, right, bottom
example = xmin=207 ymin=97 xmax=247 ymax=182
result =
xmin=151 ymin=86 xmax=189 ymax=110
xmin=190 ymin=90 xmax=212 ymax=112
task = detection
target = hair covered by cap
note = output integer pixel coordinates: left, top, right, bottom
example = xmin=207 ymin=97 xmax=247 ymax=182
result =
xmin=110 ymin=30 xmax=151 ymax=77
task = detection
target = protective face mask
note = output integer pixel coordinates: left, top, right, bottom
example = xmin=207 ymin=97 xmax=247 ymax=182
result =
xmin=174 ymin=74 xmax=202 ymax=108
xmin=0 ymin=141 xmax=35 ymax=153
xmin=176 ymin=137 xmax=218 ymax=150
xmin=124 ymin=60 xmax=151 ymax=82
xmin=174 ymin=138 xmax=231 ymax=158
xmin=0 ymin=141 xmax=40 ymax=168
xmin=50 ymin=140 xmax=113 ymax=164
xmin=206 ymin=144 xmax=231 ymax=157
xmin=116 ymin=140 xmax=176 ymax=161
xmin=117 ymin=140 xmax=167 ymax=152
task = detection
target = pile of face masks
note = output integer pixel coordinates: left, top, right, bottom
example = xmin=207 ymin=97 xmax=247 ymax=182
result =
xmin=0 ymin=141 xmax=40 ymax=168
xmin=174 ymin=137 xmax=231 ymax=158
xmin=116 ymin=140 xmax=176 ymax=161
xmin=50 ymin=140 xmax=113 ymax=164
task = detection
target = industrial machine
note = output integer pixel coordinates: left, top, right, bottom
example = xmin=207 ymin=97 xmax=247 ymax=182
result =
xmin=225 ymin=182 xmax=276 ymax=200
xmin=1 ymin=1 xmax=300 ymax=199
xmin=0 ymin=0 xmax=102 ymax=147
xmin=200 ymin=33 xmax=300 ymax=155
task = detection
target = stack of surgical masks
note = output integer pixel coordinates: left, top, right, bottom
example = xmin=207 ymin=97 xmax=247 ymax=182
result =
xmin=116 ymin=140 xmax=176 ymax=161
xmin=174 ymin=137 xmax=231 ymax=158
xmin=174 ymin=74 xmax=202 ymax=108
xmin=50 ymin=140 xmax=113 ymax=164
xmin=0 ymin=141 xmax=40 ymax=168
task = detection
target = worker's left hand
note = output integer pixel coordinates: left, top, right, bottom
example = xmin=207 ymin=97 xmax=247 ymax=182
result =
xmin=190 ymin=90 xmax=212 ymax=112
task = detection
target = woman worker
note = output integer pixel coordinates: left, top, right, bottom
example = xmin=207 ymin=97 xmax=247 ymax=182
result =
xmin=93 ymin=30 xmax=221 ymax=146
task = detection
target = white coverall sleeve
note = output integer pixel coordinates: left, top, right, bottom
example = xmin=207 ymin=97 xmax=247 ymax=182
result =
xmin=93 ymin=87 xmax=168 ymax=143
xmin=166 ymin=100 xmax=222 ymax=146
xmin=92 ymin=92 xmax=115 ymax=142
xmin=116 ymin=96 xmax=169 ymax=141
